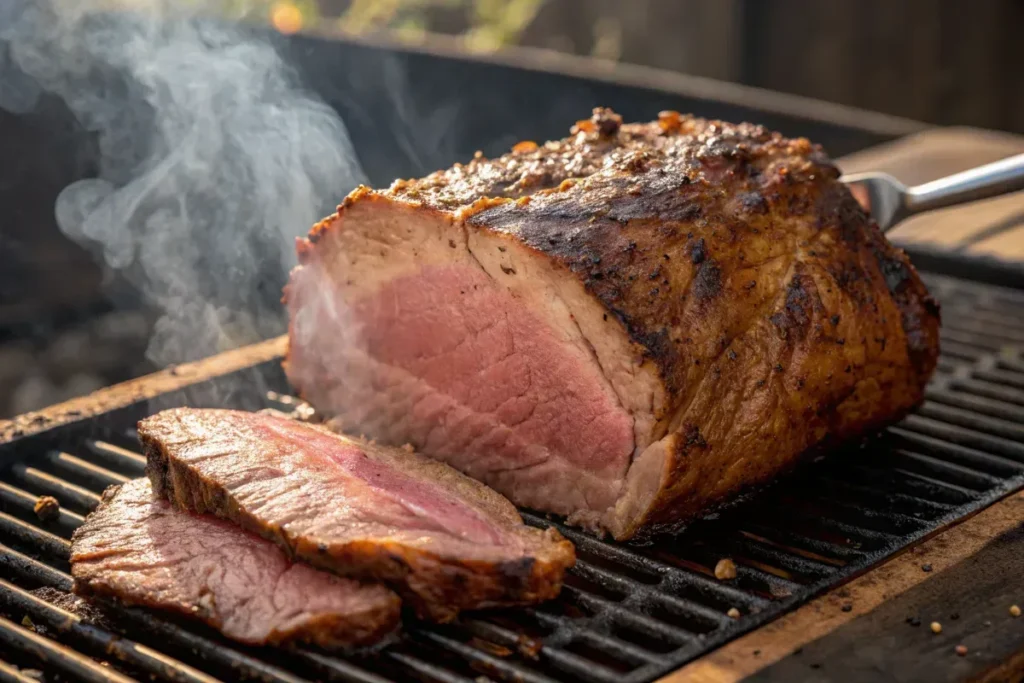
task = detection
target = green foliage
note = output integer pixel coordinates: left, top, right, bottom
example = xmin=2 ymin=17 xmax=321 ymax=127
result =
xmin=204 ymin=0 xmax=546 ymax=50
xmin=463 ymin=0 xmax=544 ymax=51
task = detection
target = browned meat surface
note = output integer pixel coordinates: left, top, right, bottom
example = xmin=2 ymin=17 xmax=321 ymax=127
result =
xmin=139 ymin=408 xmax=575 ymax=622
xmin=284 ymin=107 xmax=940 ymax=540
xmin=70 ymin=479 xmax=400 ymax=648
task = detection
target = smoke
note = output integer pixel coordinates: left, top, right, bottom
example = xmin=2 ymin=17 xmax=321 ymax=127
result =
xmin=0 ymin=0 xmax=365 ymax=365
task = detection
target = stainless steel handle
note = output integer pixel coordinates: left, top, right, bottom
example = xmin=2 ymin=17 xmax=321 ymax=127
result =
xmin=906 ymin=153 xmax=1024 ymax=217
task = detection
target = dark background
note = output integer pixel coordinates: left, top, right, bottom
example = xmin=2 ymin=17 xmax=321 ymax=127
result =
xmin=1 ymin=0 xmax=1022 ymax=418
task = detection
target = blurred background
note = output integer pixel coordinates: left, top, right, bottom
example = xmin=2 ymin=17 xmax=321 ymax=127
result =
xmin=2 ymin=0 xmax=1023 ymax=419
xmin=269 ymin=0 xmax=1024 ymax=133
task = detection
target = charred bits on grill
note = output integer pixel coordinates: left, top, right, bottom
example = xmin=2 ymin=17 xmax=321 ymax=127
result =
xmin=715 ymin=558 xmax=738 ymax=580
xmin=33 ymin=496 xmax=60 ymax=522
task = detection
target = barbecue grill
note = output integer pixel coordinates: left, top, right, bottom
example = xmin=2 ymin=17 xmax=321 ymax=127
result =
xmin=3 ymin=29 xmax=1024 ymax=683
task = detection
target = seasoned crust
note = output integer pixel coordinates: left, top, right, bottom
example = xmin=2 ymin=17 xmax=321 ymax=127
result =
xmin=292 ymin=108 xmax=940 ymax=539
xmin=380 ymin=107 xmax=937 ymax=427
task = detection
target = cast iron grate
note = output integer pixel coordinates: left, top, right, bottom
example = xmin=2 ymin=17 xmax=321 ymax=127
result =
xmin=1 ymin=271 xmax=1023 ymax=683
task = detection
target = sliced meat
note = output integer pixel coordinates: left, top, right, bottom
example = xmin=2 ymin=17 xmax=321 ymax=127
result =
xmin=70 ymin=479 xmax=400 ymax=649
xmin=139 ymin=408 xmax=576 ymax=622
xmin=284 ymin=107 xmax=941 ymax=540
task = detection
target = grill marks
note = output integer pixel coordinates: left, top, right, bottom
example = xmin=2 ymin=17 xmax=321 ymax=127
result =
xmin=138 ymin=408 xmax=575 ymax=622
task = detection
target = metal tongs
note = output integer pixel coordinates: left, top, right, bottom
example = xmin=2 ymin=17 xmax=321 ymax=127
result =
xmin=841 ymin=153 xmax=1024 ymax=232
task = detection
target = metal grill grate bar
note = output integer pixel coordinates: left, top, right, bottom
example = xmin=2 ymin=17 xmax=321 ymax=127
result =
xmin=889 ymin=466 xmax=982 ymax=500
xmin=0 ymin=487 xmax=82 ymax=539
xmin=0 ymin=542 xmax=71 ymax=590
xmin=897 ymin=417 xmax=1024 ymax=464
xmin=570 ymin=561 xmax=732 ymax=628
xmin=9 ymin=465 xmax=101 ymax=514
xmin=564 ymin=630 xmax=664 ymax=667
xmin=917 ymin=402 xmax=1024 ymax=442
xmin=1 ymin=271 xmax=1022 ymax=682
xmin=80 ymin=442 xmax=146 ymax=478
xmin=524 ymin=643 xmax=625 ymax=683
xmin=939 ymin=308 xmax=1024 ymax=334
xmin=0 ymin=512 xmax=70 ymax=561
xmin=720 ymin=536 xmax=841 ymax=580
xmin=941 ymin=328 xmax=1014 ymax=353
xmin=547 ymin=583 xmax=700 ymax=644
xmin=738 ymin=524 xmax=862 ymax=563
xmin=890 ymin=428 xmax=1024 ymax=475
xmin=523 ymin=513 xmax=772 ymax=610
xmin=842 ymin=460 xmax=980 ymax=504
xmin=941 ymin=320 xmax=1024 ymax=345
xmin=811 ymin=476 xmax=955 ymax=519
xmin=296 ymin=650 xmax=393 ymax=683
xmin=955 ymin=378 xmax=1024 ymax=406
xmin=0 ymin=542 xmax=319 ymax=683
xmin=0 ymin=658 xmax=43 ymax=683
xmin=991 ymin=357 xmax=1024 ymax=377
xmin=893 ymin=450 xmax=1004 ymax=490
xmin=0 ymin=579 xmax=218 ymax=683
xmin=385 ymin=651 xmax=476 ymax=683
xmin=0 ymin=615 xmax=136 ymax=683
xmin=413 ymin=629 xmax=558 ymax=683
xmin=37 ymin=453 xmax=128 ymax=491
xmin=925 ymin=388 xmax=1024 ymax=425
xmin=936 ymin=340 xmax=987 ymax=363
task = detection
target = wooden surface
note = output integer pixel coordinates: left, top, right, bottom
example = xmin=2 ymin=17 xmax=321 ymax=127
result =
xmin=742 ymin=0 xmax=1024 ymax=135
xmin=0 ymin=336 xmax=287 ymax=445
xmin=837 ymin=127 xmax=1024 ymax=261
xmin=664 ymin=491 xmax=1024 ymax=683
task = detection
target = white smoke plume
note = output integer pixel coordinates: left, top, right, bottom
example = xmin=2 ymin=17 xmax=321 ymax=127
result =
xmin=0 ymin=0 xmax=365 ymax=365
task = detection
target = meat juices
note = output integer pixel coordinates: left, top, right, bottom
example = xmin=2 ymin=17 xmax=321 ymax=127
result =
xmin=284 ymin=107 xmax=940 ymax=540
xmin=139 ymin=408 xmax=576 ymax=622
xmin=70 ymin=479 xmax=401 ymax=648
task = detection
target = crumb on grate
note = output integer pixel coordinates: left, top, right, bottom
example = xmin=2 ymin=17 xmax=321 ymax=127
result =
xmin=715 ymin=558 xmax=737 ymax=580
xmin=34 ymin=496 xmax=60 ymax=522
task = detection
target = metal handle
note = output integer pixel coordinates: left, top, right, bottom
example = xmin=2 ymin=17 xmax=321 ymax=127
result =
xmin=906 ymin=152 xmax=1024 ymax=217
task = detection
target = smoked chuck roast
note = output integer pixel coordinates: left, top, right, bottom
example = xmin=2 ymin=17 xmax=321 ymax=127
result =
xmin=71 ymin=479 xmax=401 ymax=648
xmin=284 ymin=108 xmax=941 ymax=541
xmin=139 ymin=408 xmax=575 ymax=622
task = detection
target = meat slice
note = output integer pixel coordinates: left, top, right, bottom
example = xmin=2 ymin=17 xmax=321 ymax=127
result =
xmin=70 ymin=479 xmax=400 ymax=648
xmin=139 ymin=408 xmax=575 ymax=622
xmin=284 ymin=107 xmax=941 ymax=540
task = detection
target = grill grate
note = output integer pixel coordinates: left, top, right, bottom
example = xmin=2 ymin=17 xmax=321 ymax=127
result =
xmin=1 ymin=271 xmax=1023 ymax=683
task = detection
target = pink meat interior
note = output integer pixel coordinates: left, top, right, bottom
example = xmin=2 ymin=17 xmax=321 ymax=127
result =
xmin=256 ymin=416 xmax=504 ymax=545
xmin=352 ymin=265 xmax=635 ymax=482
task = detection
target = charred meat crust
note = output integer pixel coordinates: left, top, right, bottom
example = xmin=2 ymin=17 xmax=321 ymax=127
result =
xmin=455 ymin=114 xmax=936 ymax=406
xmin=290 ymin=107 xmax=940 ymax=539
xmin=142 ymin=426 xmax=574 ymax=623
xmin=71 ymin=483 xmax=401 ymax=649
xmin=378 ymin=107 xmax=937 ymax=417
